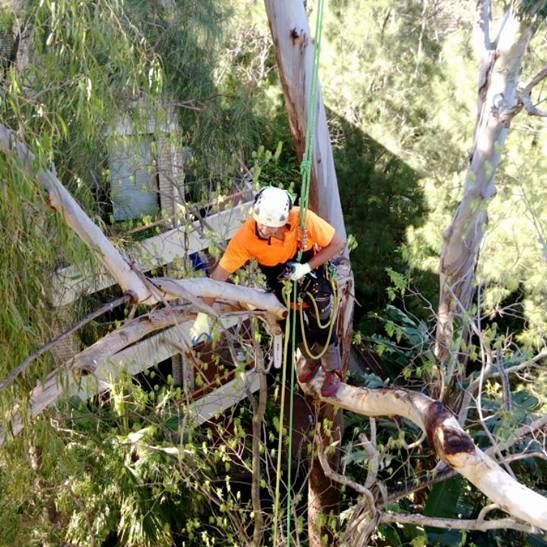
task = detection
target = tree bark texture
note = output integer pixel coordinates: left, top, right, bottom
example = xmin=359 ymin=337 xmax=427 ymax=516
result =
xmin=435 ymin=10 xmax=533 ymax=368
xmin=263 ymin=0 xmax=346 ymax=238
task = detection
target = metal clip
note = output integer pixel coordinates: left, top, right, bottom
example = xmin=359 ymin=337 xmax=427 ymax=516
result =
xmin=273 ymin=334 xmax=283 ymax=369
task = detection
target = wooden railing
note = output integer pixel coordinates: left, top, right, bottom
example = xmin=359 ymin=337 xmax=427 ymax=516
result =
xmin=1 ymin=198 xmax=350 ymax=445
xmin=26 ymin=201 xmax=263 ymax=435
xmin=53 ymin=202 xmax=252 ymax=306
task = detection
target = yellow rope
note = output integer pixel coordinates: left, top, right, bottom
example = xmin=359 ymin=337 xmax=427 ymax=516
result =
xmin=272 ymin=281 xmax=298 ymax=545
xmin=297 ymin=274 xmax=340 ymax=359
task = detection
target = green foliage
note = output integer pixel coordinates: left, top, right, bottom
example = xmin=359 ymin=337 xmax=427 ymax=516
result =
xmin=1 ymin=374 xmax=252 ymax=546
xmin=332 ymin=111 xmax=431 ymax=332
xmin=0 ymin=0 xmax=166 ymax=424
xmin=2 ymin=0 xmax=164 ymax=204
xmin=423 ymin=476 xmax=465 ymax=545
xmin=514 ymin=0 xmax=547 ymax=22
xmin=0 ymin=156 xmax=88 ymax=406
xmin=0 ymin=0 xmax=546 ymax=544
xmin=322 ymin=0 xmax=546 ymax=346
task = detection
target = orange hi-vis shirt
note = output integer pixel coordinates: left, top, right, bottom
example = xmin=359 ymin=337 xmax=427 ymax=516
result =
xmin=219 ymin=207 xmax=335 ymax=274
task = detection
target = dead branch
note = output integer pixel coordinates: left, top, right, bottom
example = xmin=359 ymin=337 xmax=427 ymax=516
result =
xmin=154 ymin=277 xmax=287 ymax=319
xmin=299 ymin=372 xmax=547 ymax=530
xmin=0 ymin=294 xmax=131 ymax=391
xmin=380 ymin=512 xmax=536 ymax=533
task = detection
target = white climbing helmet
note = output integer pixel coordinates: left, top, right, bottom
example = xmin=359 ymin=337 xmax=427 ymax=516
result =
xmin=252 ymin=187 xmax=292 ymax=227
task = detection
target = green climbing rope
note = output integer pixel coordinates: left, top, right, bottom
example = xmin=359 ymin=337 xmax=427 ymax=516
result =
xmin=298 ymin=0 xmax=325 ymax=232
xmin=272 ymin=1 xmax=326 ymax=545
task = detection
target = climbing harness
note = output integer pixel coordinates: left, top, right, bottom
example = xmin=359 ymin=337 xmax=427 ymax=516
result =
xmin=297 ymin=272 xmax=339 ymax=359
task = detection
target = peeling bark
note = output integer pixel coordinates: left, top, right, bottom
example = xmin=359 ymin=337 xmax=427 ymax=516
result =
xmin=264 ymin=3 xmax=354 ymax=543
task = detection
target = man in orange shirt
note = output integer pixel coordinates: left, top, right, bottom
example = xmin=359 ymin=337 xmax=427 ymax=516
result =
xmin=190 ymin=186 xmax=345 ymax=397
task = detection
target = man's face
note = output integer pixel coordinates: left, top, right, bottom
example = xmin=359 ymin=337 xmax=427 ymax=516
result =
xmin=257 ymin=223 xmax=283 ymax=239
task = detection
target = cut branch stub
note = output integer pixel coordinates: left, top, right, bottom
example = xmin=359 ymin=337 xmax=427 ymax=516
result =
xmin=424 ymin=400 xmax=475 ymax=458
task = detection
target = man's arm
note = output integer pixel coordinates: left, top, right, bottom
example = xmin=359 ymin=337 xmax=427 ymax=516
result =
xmin=287 ymin=232 xmax=345 ymax=281
xmin=308 ymin=232 xmax=346 ymax=270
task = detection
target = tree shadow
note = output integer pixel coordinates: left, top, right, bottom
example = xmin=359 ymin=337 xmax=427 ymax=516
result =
xmin=329 ymin=110 xmax=436 ymax=335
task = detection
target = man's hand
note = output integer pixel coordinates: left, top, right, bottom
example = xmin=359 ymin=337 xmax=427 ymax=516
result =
xmin=190 ymin=312 xmax=212 ymax=345
xmin=286 ymin=261 xmax=312 ymax=281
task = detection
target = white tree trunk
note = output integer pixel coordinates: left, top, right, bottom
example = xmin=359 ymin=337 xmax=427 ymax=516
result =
xmin=263 ymin=0 xmax=345 ymax=238
xmin=264 ymin=2 xmax=355 ymax=543
xmin=436 ymin=9 xmax=533 ymax=368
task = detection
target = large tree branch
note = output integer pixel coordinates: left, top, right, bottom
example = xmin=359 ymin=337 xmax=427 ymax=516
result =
xmin=475 ymin=0 xmax=493 ymax=54
xmin=0 ymin=123 xmax=155 ymax=304
xmin=386 ymin=413 xmax=547 ymax=506
xmin=0 ymin=281 xmax=287 ymax=444
xmin=0 ymin=123 xmax=292 ymax=317
xmin=152 ymin=278 xmax=286 ymax=320
xmin=0 ymin=306 xmax=194 ymax=443
xmin=300 ymin=374 xmax=547 ymax=530
xmin=518 ymin=66 xmax=547 ymax=117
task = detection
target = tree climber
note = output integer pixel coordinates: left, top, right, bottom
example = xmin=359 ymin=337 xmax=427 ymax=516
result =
xmin=190 ymin=186 xmax=346 ymax=397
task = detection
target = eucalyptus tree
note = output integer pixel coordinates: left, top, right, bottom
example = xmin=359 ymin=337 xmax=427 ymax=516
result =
xmin=320 ymin=0 xmax=546 ymax=350
xmin=1 ymin=1 xmax=547 ymax=546
xmin=261 ymin=0 xmax=547 ymax=544
xmin=0 ymin=0 xmax=266 ymax=544
xmin=435 ymin=0 xmax=547 ymax=381
xmin=1 ymin=127 xmax=546 ymax=540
